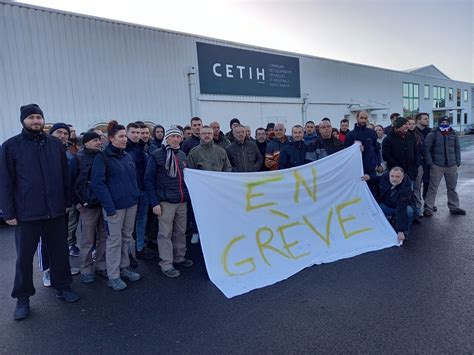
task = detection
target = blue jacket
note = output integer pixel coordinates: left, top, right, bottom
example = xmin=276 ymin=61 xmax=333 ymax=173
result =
xmin=345 ymin=124 xmax=380 ymax=174
xmin=279 ymin=140 xmax=308 ymax=169
xmin=91 ymin=144 xmax=140 ymax=216
xmin=375 ymin=172 xmax=413 ymax=233
xmin=0 ymin=129 xmax=71 ymax=221
xmin=125 ymin=139 xmax=148 ymax=190
xmin=144 ymin=147 xmax=189 ymax=207
xmin=303 ymin=132 xmax=318 ymax=146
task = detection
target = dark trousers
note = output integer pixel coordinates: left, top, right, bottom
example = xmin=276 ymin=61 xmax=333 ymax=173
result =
xmin=12 ymin=215 xmax=72 ymax=299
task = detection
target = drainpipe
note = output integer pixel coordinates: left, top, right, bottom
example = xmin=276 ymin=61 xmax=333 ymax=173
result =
xmin=187 ymin=66 xmax=197 ymax=117
xmin=302 ymin=93 xmax=309 ymax=125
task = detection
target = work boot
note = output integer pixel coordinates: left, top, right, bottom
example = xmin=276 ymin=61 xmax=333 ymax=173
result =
xmin=56 ymin=288 xmax=80 ymax=303
xmin=14 ymin=297 xmax=30 ymax=321
xmin=450 ymin=208 xmax=466 ymax=215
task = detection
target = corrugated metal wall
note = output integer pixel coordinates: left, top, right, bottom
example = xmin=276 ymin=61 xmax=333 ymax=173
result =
xmin=1 ymin=1 xmax=472 ymax=143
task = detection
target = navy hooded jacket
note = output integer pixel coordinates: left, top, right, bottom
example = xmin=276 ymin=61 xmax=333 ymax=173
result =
xmin=345 ymin=124 xmax=380 ymax=174
xmin=0 ymin=129 xmax=71 ymax=221
xmin=279 ymin=140 xmax=308 ymax=169
xmin=91 ymin=144 xmax=140 ymax=216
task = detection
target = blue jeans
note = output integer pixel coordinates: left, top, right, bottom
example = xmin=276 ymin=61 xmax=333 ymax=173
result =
xmin=379 ymin=203 xmax=414 ymax=233
xmin=135 ymin=191 xmax=148 ymax=251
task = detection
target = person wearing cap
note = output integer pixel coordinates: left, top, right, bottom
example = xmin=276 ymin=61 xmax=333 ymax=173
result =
xmin=344 ymin=111 xmax=380 ymax=196
xmin=49 ymin=122 xmax=81 ymax=258
xmin=423 ymin=116 xmax=466 ymax=217
xmin=144 ymin=126 xmax=193 ymax=278
xmin=73 ymin=132 xmax=108 ymax=283
xmin=382 ymin=116 xmax=418 ymax=181
xmin=91 ymin=120 xmax=141 ymax=291
xmin=0 ymin=104 xmax=80 ymax=321
xmin=225 ymin=118 xmax=240 ymax=143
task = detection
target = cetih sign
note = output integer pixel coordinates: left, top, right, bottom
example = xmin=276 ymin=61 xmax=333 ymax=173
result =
xmin=197 ymin=42 xmax=301 ymax=98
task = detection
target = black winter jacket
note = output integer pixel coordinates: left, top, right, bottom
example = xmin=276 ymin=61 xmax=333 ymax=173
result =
xmin=0 ymin=129 xmax=71 ymax=221
xmin=182 ymin=135 xmax=201 ymax=155
xmin=382 ymin=130 xmax=418 ymax=180
xmin=226 ymin=139 xmax=263 ymax=172
xmin=375 ymin=172 xmax=413 ymax=233
xmin=73 ymin=148 xmax=101 ymax=207
xmin=144 ymin=147 xmax=189 ymax=207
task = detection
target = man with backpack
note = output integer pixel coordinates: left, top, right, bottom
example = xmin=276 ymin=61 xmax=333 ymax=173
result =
xmin=74 ymin=131 xmax=108 ymax=283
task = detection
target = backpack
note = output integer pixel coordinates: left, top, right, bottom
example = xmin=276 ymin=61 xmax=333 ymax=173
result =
xmin=74 ymin=152 xmax=108 ymax=207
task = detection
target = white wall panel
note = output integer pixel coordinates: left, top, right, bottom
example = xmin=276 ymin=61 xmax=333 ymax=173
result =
xmin=0 ymin=1 xmax=472 ymax=143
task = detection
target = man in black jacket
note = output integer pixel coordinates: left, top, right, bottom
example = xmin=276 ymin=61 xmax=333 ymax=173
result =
xmin=306 ymin=119 xmax=344 ymax=161
xmin=363 ymin=167 xmax=414 ymax=244
xmin=0 ymin=104 xmax=80 ymax=321
xmin=182 ymin=117 xmax=203 ymax=155
xmin=226 ymin=125 xmax=263 ymax=172
xmin=382 ymin=116 xmax=418 ymax=181
xmin=74 ymin=132 xmax=107 ymax=283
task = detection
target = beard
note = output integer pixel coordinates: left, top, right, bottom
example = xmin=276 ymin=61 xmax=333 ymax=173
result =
xmin=24 ymin=122 xmax=45 ymax=133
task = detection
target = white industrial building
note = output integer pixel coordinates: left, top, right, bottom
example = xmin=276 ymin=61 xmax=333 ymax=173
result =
xmin=1 ymin=1 xmax=472 ymax=143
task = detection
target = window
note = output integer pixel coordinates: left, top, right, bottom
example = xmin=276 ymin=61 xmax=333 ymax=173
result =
xmin=457 ymin=110 xmax=461 ymax=124
xmin=371 ymin=114 xmax=377 ymax=122
xmin=448 ymin=88 xmax=453 ymax=101
xmin=424 ymin=84 xmax=430 ymax=99
xmin=382 ymin=114 xmax=388 ymax=121
xmin=457 ymin=89 xmax=461 ymax=106
xmin=464 ymin=90 xmax=468 ymax=102
xmin=465 ymin=113 xmax=468 ymax=124
xmin=433 ymin=86 xmax=446 ymax=108
xmin=403 ymin=82 xmax=420 ymax=117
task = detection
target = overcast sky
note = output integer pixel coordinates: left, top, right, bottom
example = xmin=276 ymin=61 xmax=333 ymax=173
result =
xmin=15 ymin=0 xmax=474 ymax=83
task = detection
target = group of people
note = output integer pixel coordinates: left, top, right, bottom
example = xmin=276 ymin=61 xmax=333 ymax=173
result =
xmin=0 ymin=103 xmax=466 ymax=321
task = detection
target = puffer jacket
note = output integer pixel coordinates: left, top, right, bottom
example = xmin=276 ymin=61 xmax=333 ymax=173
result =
xmin=144 ymin=146 xmax=189 ymax=207
xmin=279 ymin=140 xmax=308 ymax=169
xmin=424 ymin=129 xmax=461 ymax=167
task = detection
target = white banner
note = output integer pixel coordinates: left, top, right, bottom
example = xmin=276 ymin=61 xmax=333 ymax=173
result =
xmin=184 ymin=144 xmax=398 ymax=298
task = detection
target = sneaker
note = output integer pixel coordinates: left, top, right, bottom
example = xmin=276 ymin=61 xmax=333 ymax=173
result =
xmin=120 ymin=268 xmax=141 ymax=282
xmin=136 ymin=246 xmax=157 ymax=260
xmin=108 ymin=278 xmax=127 ymax=291
xmin=450 ymin=208 xmax=466 ymax=215
xmin=81 ymin=272 xmax=95 ymax=283
xmin=14 ymin=297 xmax=30 ymax=321
xmin=423 ymin=210 xmax=433 ymax=217
xmin=70 ymin=267 xmax=80 ymax=275
xmin=42 ymin=269 xmax=51 ymax=287
xmin=95 ymin=269 xmax=108 ymax=279
xmin=174 ymin=259 xmax=193 ymax=268
xmin=162 ymin=267 xmax=181 ymax=278
xmin=191 ymin=233 xmax=200 ymax=244
xmin=56 ymin=288 xmax=80 ymax=303
xmin=69 ymin=245 xmax=80 ymax=257
xmin=129 ymin=254 xmax=138 ymax=269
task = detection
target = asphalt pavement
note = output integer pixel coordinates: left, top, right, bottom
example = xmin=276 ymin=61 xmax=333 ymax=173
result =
xmin=1 ymin=136 xmax=473 ymax=354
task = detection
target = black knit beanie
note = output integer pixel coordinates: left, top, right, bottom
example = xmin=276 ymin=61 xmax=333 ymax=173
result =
xmin=82 ymin=131 xmax=101 ymax=144
xmin=20 ymin=104 xmax=44 ymax=124
xmin=229 ymin=118 xmax=240 ymax=129
xmin=393 ymin=116 xmax=408 ymax=129
xmin=49 ymin=122 xmax=71 ymax=136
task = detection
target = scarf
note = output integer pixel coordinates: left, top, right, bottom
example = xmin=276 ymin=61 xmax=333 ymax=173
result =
xmin=164 ymin=143 xmax=178 ymax=178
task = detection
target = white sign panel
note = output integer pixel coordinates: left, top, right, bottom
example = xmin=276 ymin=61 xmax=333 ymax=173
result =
xmin=184 ymin=144 xmax=398 ymax=298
